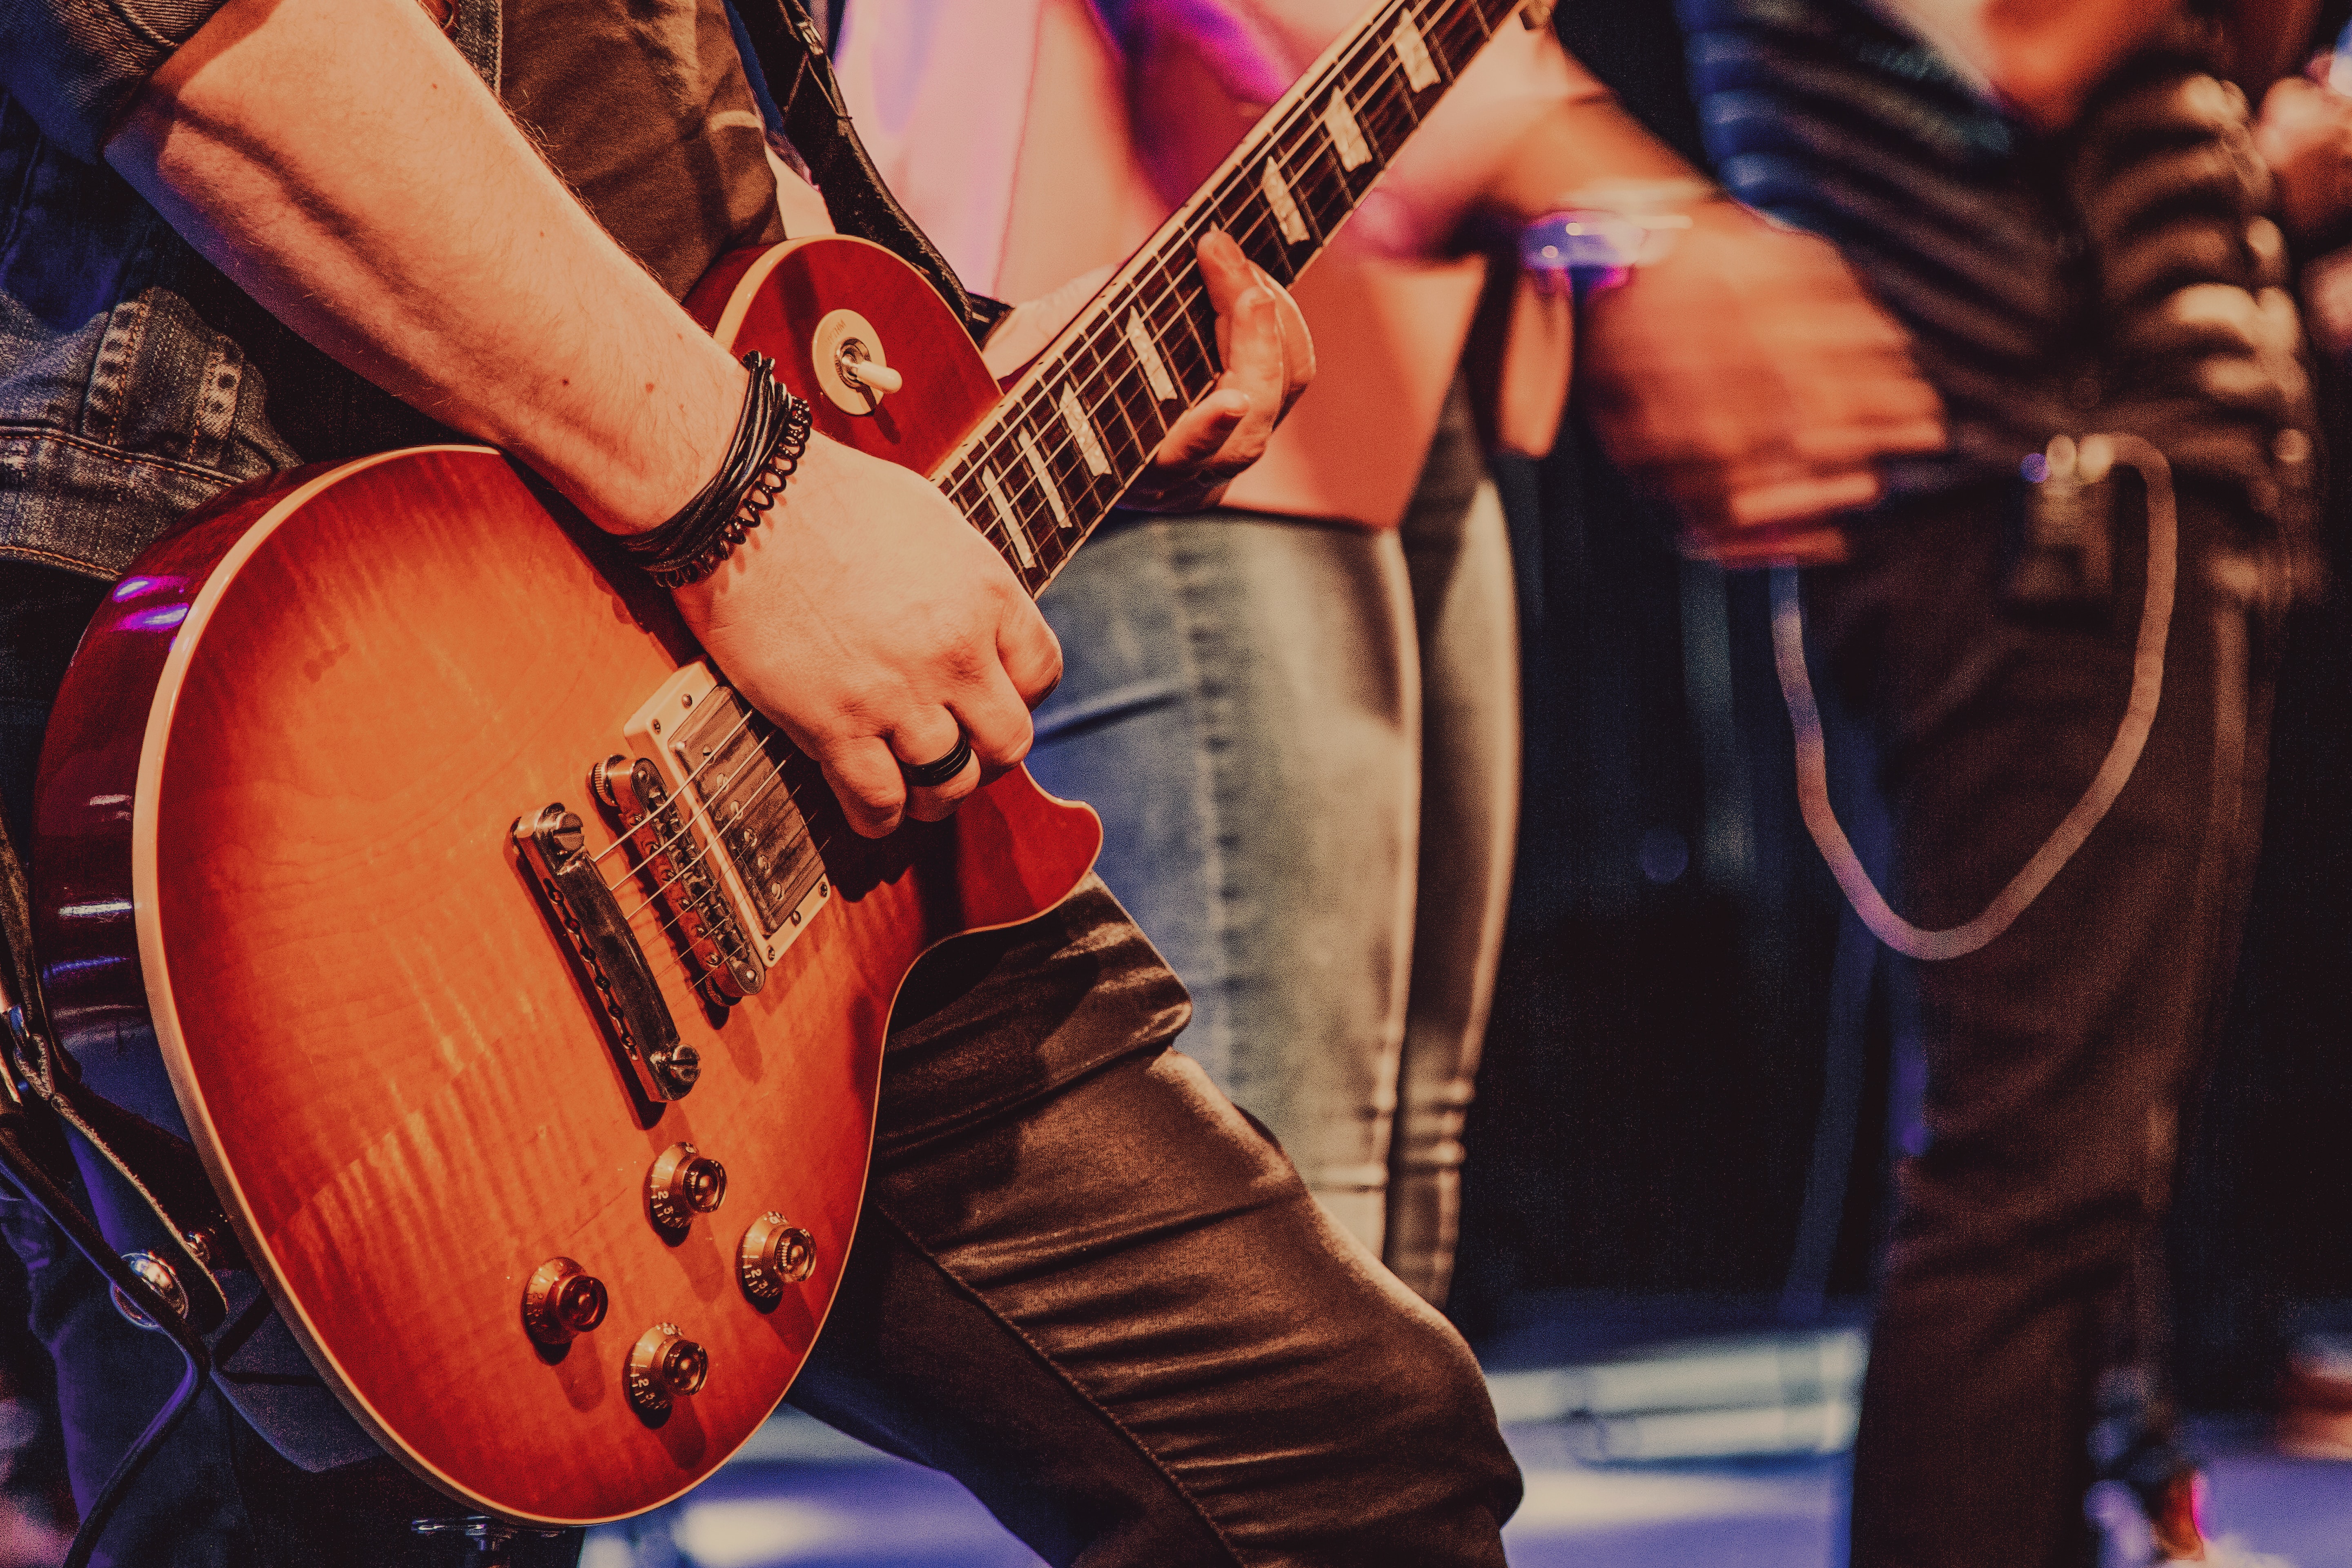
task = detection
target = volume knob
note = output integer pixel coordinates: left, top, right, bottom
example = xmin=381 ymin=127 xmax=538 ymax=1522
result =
xmin=737 ymin=1212 xmax=817 ymax=1306
xmin=626 ymin=1323 xmax=709 ymax=1415
xmin=646 ymin=1143 xmax=727 ymax=1234
xmin=522 ymin=1258 xmax=608 ymax=1347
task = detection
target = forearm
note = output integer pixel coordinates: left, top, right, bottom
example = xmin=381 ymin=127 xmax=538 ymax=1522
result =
xmin=1479 ymin=94 xmax=1710 ymax=223
xmin=102 ymin=0 xmax=743 ymax=534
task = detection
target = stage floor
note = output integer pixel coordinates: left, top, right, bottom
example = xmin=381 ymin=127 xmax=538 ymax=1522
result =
xmin=581 ymin=1411 xmax=2352 ymax=1568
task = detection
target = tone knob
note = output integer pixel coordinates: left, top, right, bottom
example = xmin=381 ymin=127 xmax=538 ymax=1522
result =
xmin=646 ymin=1142 xmax=727 ymax=1234
xmin=626 ymin=1323 xmax=709 ymax=1415
xmin=737 ymin=1212 xmax=817 ymax=1306
xmin=522 ymin=1258 xmax=609 ymax=1347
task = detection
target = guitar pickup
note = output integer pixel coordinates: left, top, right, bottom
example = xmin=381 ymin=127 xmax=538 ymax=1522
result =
xmin=593 ymin=755 xmax=766 ymax=1007
xmin=624 ymin=663 xmax=833 ymax=971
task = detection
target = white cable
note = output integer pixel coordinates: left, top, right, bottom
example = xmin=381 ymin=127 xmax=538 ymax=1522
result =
xmin=1770 ymin=432 xmax=2177 ymax=961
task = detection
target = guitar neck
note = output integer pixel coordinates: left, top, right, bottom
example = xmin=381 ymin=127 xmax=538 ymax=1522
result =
xmin=930 ymin=0 xmax=1528 ymax=595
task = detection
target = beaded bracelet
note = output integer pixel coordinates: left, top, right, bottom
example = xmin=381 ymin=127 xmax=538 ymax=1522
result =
xmin=619 ymin=352 xmax=815 ymax=589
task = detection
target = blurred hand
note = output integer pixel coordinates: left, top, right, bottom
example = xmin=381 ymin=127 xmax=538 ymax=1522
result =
xmin=673 ymin=434 xmax=1062 ymax=838
xmin=2256 ymin=74 xmax=2352 ymax=245
xmin=984 ymin=230 xmax=1314 ymax=514
xmin=1574 ymin=201 xmax=1946 ymax=568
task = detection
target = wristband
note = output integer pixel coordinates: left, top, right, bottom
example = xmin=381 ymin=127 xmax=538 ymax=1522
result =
xmin=618 ymin=352 xmax=815 ymax=588
xmin=1520 ymin=210 xmax=1693 ymax=302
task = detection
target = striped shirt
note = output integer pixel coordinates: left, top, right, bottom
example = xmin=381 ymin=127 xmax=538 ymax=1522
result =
xmin=1677 ymin=0 xmax=2080 ymax=494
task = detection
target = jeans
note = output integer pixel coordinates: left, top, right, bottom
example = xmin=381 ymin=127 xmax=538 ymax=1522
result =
xmin=1025 ymin=407 xmax=1519 ymax=1305
xmin=0 ymin=564 xmax=1520 ymax=1568
xmin=1810 ymin=481 xmax=2283 ymax=1568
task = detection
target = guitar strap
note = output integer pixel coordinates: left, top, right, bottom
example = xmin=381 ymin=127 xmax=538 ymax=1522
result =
xmin=0 ymin=804 xmax=230 ymax=1334
xmin=733 ymin=0 xmax=1013 ymax=347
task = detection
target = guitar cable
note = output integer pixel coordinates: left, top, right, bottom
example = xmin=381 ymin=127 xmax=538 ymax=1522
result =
xmin=1768 ymin=431 xmax=2177 ymax=961
xmin=0 ymin=1070 xmax=214 ymax=1568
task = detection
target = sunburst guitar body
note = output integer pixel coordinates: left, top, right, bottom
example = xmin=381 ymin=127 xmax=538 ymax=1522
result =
xmin=32 ymin=238 xmax=1098 ymax=1523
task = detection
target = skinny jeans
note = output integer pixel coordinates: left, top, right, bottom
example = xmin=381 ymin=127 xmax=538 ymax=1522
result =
xmin=1026 ymin=406 xmax=1519 ymax=1305
xmin=1808 ymin=483 xmax=2280 ymax=1568
xmin=0 ymin=562 xmax=1521 ymax=1568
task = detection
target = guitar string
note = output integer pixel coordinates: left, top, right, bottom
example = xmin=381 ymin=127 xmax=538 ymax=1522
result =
xmin=586 ymin=704 xmax=765 ymax=873
xmin=591 ymin=3 xmax=1480 ymax=933
xmin=941 ymin=0 xmax=1488 ymax=567
xmin=947 ymin=11 xmax=1464 ymax=570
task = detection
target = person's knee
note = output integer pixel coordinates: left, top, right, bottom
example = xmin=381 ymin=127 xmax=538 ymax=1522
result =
xmin=1338 ymin=1287 xmax=1522 ymax=1540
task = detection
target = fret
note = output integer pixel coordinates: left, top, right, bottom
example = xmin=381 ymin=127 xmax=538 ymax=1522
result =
xmin=1140 ymin=257 xmax=1218 ymax=393
xmin=983 ymin=405 xmax=1066 ymax=547
xmin=1432 ymin=0 xmax=1511 ymax=70
xmin=1092 ymin=329 xmax=1175 ymax=463
xmin=1012 ymin=384 xmax=1110 ymax=527
xmin=1220 ymin=185 xmax=1299 ymax=285
xmin=1349 ymin=28 xmax=1429 ymax=161
xmin=1056 ymin=323 xmax=1153 ymax=478
xmin=1016 ymin=428 xmax=1072 ymax=534
xmin=1279 ymin=118 xmax=1361 ymax=241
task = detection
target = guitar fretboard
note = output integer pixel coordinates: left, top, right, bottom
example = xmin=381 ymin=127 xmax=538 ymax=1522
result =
xmin=931 ymin=0 xmax=1523 ymax=594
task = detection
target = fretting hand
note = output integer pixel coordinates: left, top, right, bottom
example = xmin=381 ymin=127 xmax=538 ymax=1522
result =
xmin=984 ymin=230 xmax=1315 ymax=514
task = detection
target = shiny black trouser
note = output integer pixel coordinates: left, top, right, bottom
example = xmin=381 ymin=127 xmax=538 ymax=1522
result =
xmin=1810 ymin=486 xmax=2280 ymax=1568
xmin=0 ymin=561 xmax=1520 ymax=1568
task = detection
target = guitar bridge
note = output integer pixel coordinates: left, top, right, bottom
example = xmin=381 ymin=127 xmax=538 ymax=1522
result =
xmin=512 ymin=806 xmax=698 ymax=1102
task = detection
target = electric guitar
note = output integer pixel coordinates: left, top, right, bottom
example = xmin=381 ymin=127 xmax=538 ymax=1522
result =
xmin=32 ymin=0 xmax=1537 ymax=1524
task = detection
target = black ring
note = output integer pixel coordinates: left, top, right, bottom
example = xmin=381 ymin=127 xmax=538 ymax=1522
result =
xmin=898 ymin=732 xmax=973 ymax=789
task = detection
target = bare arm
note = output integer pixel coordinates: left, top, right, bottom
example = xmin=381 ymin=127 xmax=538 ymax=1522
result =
xmin=107 ymin=0 xmax=742 ymax=536
xmin=105 ymin=0 xmax=1303 ymax=833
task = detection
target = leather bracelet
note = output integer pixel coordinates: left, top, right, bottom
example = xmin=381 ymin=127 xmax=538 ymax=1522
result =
xmin=619 ymin=352 xmax=815 ymax=589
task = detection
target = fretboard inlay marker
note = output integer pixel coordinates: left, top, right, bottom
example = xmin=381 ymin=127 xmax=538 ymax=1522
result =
xmin=1392 ymin=15 xmax=1439 ymax=89
xmin=1018 ymin=430 xmax=1073 ymax=532
xmin=1127 ymin=311 xmax=1180 ymax=402
xmin=1323 ymin=93 xmax=1370 ymax=170
xmin=1057 ymin=388 xmax=1112 ymax=477
xmin=931 ymin=0 xmax=1517 ymax=597
xmin=1262 ymin=158 xmax=1309 ymax=245
xmin=979 ymin=467 xmax=1036 ymax=568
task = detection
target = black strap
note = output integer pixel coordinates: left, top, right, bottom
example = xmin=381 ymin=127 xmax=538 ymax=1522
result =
xmin=0 ymin=802 xmax=231 ymax=1332
xmin=733 ymin=0 xmax=1011 ymax=347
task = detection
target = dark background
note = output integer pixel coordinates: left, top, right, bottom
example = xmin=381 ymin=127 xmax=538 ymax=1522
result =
xmin=1448 ymin=0 xmax=2352 ymax=1407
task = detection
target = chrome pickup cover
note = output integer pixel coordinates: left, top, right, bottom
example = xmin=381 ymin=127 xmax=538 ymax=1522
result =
xmin=624 ymin=664 xmax=833 ymax=970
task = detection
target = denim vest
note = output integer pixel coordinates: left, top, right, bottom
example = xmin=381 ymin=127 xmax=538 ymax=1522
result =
xmin=0 ymin=0 xmax=502 ymax=582
xmin=0 ymin=0 xmax=508 ymax=1475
